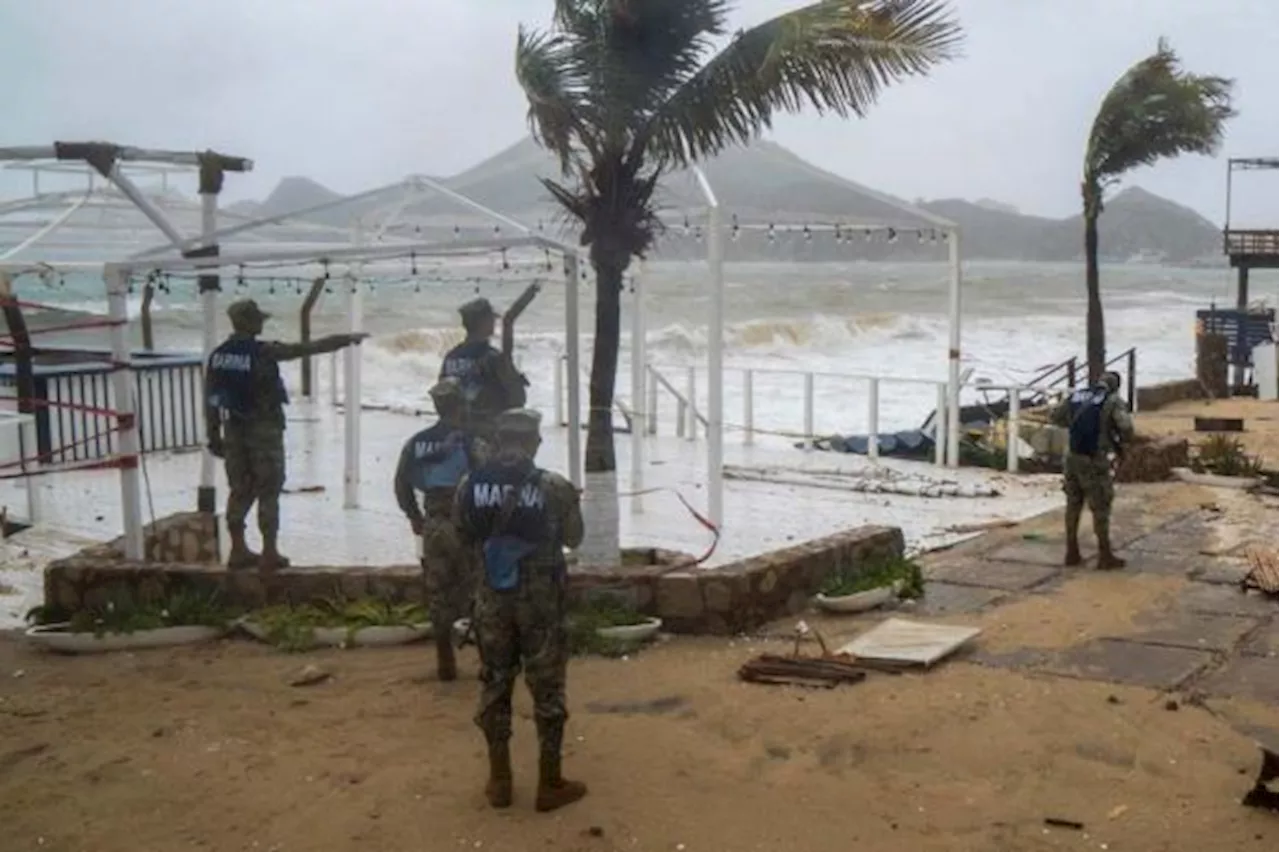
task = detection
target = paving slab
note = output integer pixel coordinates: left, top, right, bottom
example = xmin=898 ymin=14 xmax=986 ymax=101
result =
xmin=964 ymin=647 xmax=1050 ymax=670
xmin=1118 ymin=611 xmax=1260 ymax=653
xmin=1112 ymin=550 xmax=1201 ymax=578
xmin=986 ymin=540 xmax=1071 ymax=568
xmin=1191 ymin=558 xmax=1252 ymax=586
xmin=1178 ymin=583 xmax=1279 ymax=619
xmin=915 ymin=583 xmax=1006 ymax=616
xmin=925 ymin=558 xmax=1059 ymax=591
xmin=1241 ymin=619 xmax=1278 ymax=658
xmin=1197 ymin=656 xmax=1279 ymax=705
xmin=1039 ymin=639 xmax=1213 ymax=690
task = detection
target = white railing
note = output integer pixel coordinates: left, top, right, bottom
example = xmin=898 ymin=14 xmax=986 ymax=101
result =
xmin=552 ymin=355 xmax=1049 ymax=473
xmin=0 ymin=410 xmax=41 ymax=527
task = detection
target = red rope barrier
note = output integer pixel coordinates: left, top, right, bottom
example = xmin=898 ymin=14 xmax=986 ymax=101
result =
xmin=0 ymin=454 xmax=131 ymax=481
xmin=617 ymin=487 xmax=721 ymax=566
xmin=0 ymin=316 xmax=129 ymax=341
xmin=0 ymin=395 xmax=132 ymax=418
xmin=0 ymin=424 xmax=125 ymax=471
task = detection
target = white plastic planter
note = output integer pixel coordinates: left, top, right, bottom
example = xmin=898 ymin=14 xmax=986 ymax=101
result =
xmin=814 ymin=585 xmax=896 ymax=614
xmin=25 ymin=623 xmax=226 ymax=654
xmin=1171 ymin=467 xmax=1262 ymax=490
xmin=595 ymin=617 xmax=663 ymax=643
xmin=239 ymin=619 xmax=431 ymax=648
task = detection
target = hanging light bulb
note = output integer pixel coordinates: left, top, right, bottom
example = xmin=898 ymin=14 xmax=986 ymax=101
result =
xmin=543 ymin=248 xmax=553 ymax=270
xmin=834 ymin=223 xmax=842 ymax=242
xmin=887 ymin=228 xmax=898 ymax=243
xmin=410 ymin=252 xmax=419 ymax=276
xmin=414 ymin=223 xmax=421 ymax=236
xmin=767 ymin=223 xmax=776 ymax=243
xmin=493 ymin=224 xmax=501 ymax=238
xmin=682 ymin=215 xmax=690 ymax=235
xmin=731 ymin=213 xmax=740 ymax=241
xmin=694 ymin=225 xmax=703 ymax=243
xmin=864 ymin=228 xmax=873 ymax=241
xmin=237 ymin=264 xmax=246 ymax=290
xmin=453 ymin=224 xmax=461 ymax=240
xmin=929 ymin=229 xmax=939 ymax=244
xmin=803 ymin=224 xmax=813 ymax=242
xmin=917 ymin=230 xmax=925 ymax=244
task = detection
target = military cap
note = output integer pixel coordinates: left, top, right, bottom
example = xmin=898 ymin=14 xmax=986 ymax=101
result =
xmin=494 ymin=408 xmax=542 ymax=437
xmin=429 ymin=377 xmax=463 ymax=401
xmin=227 ymin=299 xmax=270 ymax=325
xmin=459 ymin=297 xmax=499 ymax=320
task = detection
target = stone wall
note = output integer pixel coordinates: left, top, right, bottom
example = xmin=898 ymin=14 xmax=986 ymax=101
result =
xmin=1136 ymin=379 xmax=1205 ymax=412
xmin=42 ymin=522 xmax=904 ymax=635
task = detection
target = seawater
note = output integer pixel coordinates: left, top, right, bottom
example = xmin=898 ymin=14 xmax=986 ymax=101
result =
xmin=12 ymin=260 xmax=1274 ymax=444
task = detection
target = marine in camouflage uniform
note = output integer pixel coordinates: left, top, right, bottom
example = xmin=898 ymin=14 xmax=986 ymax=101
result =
xmin=393 ymin=378 xmax=489 ymax=681
xmin=205 ymin=299 xmax=367 ymax=571
xmin=453 ymin=408 xmax=587 ymax=813
xmin=438 ymin=298 xmax=528 ymax=442
xmin=1051 ymin=371 xmax=1135 ymax=569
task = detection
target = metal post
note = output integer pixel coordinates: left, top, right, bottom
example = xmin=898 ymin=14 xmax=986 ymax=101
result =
xmin=866 ymin=377 xmax=880 ymax=460
xmin=1234 ymin=266 xmax=1249 ymax=389
xmin=342 ymin=276 xmax=362 ymax=508
xmin=564 ymin=254 xmax=582 ymax=488
xmin=1006 ymin=387 xmax=1020 ymax=473
xmin=934 ymin=383 xmax=948 ymax=467
xmin=646 ymin=366 xmax=658 ymax=435
xmin=328 ymin=351 xmax=339 ymax=406
xmin=106 ymin=266 xmax=144 ymax=560
xmin=706 ymin=201 xmax=725 ymax=528
xmin=554 ymin=355 xmax=565 ymax=427
xmin=946 ymin=229 xmax=963 ymax=468
xmin=20 ymin=417 xmax=40 ymax=524
xmin=803 ymin=373 xmax=815 ymax=451
xmin=629 ymin=270 xmax=645 ymax=514
xmin=1127 ymin=349 xmax=1138 ymax=412
xmin=196 ymin=189 xmax=219 ymax=514
xmin=743 ymin=369 xmax=754 ymax=446
xmin=685 ymin=366 xmax=697 ymax=441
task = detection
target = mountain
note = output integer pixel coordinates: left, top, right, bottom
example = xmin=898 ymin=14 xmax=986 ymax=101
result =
xmin=236 ymin=140 xmax=1223 ymax=264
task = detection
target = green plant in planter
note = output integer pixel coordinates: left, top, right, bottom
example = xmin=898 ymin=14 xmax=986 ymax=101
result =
xmin=25 ymin=588 xmax=234 ymax=638
xmin=247 ymin=597 xmax=428 ymax=652
xmin=565 ymin=596 xmax=652 ymax=658
xmin=820 ymin=555 xmax=925 ymax=601
xmin=1191 ymin=434 xmax=1263 ymax=478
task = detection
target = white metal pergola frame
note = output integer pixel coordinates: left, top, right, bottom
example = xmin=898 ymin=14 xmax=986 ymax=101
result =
xmin=623 ymin=167 xmax=964 ymax=529
xmin=0 ymin=234 xmax=584 ymax=562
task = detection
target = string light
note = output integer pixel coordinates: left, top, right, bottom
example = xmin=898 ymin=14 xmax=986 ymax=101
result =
xmin=731 ymin=213 xmax=740 ymax=241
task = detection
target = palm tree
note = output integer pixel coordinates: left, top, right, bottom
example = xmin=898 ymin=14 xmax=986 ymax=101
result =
xmin=1082 ymin=38 xmax=1235 ymax=381
xmin=515 ymin=0 xmax=961 ymax=563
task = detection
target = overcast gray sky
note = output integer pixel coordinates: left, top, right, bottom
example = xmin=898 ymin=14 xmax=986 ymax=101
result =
xmin=2 ymin=0 xmax=1277 ymax=223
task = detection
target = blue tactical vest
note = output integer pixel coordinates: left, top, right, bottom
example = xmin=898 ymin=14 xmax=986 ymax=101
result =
xmin=461 ymin=459 xmax=550 ymax=591
xmin=1067 ymin=385 xmax=1109 ymax=456
xmin=404 ymin=422 xmax=472 ymax=492
xmin=206 ymin=337 xmax=288 ymax=417
xmin=440 ymin=340 xmax=497 ymax=404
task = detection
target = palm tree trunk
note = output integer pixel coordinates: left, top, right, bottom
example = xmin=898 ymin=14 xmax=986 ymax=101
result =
xmin=577 ymin=253 xmax=626 ymax=568
xmin=1084 ymin=208 xmax=1106 ymax=383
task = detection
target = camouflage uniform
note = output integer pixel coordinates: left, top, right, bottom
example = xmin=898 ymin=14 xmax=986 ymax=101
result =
xmin=1051 ymin=373 xmax=1135 ymax=568
xmin=206 ymin=299 xmax=365 ymax=570
xmin=393 ymin=378 xmax=488 ymax=680
xmin=439 ymin=298 xmax=528 ymax=443
xmin=453 ymin=408 xmax=587 ymax=813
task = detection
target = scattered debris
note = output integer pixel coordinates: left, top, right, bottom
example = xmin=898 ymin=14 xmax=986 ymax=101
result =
xmin=585 ymin=696 xmax=689 ymax=716
xmin=282 ymin=485 xmax=326 ymax=495
xmin=287 ymin=664 xmax=331 ymax=687
xmin=1164 ymin=699 xmax=1179 ymax=712
xmin=1242 ymin=548 xmax=1278 ymax=597
xmin=944 ymin=519 xmax=1017 ymax=534
xmin=837 ymin=618 xmax=982 ymax=668
xmin=1107 ymin=804 xmax=1129 ymax=820
xmin=738 ymin=654 xmax=872 ymax=688
xmin=1242 ymin=745 xmax=1279 ymax=812
xmin=1043 ymin=817 xmax=1084 ymax=830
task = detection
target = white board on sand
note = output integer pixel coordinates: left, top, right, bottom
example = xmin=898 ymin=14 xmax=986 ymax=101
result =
xmin=838 ymin=618 xmax=981 ymax=667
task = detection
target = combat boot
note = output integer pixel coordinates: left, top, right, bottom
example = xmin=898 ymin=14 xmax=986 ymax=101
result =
xmin=1094 ymin=516 xmax=1126 ymax=570
xmin=535 ymin=751 xmax=587 ymax=813
xmin=484 ymin=740 xmax=513 ymax=809
xmin=435 ymin=630 xmax=457 ymax=682
xmin=259 ymin=531 xmax=291 ymax=572
xmin=226 ymin=527 xmax=259 ymax=570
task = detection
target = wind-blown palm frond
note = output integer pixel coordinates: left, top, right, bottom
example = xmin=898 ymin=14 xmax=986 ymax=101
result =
xmin=515 ymin=26 xmax=596 ymax=172
xmin=639 ymin=0 xmax=961 ymax=168
xmin=1083 ymin=37 xmax=1235 ymax=210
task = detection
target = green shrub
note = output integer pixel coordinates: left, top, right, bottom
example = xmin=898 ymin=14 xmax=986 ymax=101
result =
xmin=25 ymin=588 xmax=234 ymax=638
xmin=1191 ymin=434 xmax=1263 ymax=478
xmin=565 ymin=596 xmax=652 ymax=658
xmin=820 ymin=555 xmax=924 ymax=600
xmin=247 ymin=598 xmax=427 ymax=652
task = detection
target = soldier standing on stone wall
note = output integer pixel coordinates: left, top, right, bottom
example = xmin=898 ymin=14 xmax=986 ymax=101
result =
xmin=453 ymin=408 xmax=587 ymax=813
xmin=393 ymin=378 xmax=489 ymax=681
xmin=205 ymin=299 xmax=367 ymax=571
xmin=1051 ymin=370 xmax=1135 ymax=569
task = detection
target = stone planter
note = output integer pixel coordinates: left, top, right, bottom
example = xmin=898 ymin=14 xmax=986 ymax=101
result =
xmin=595 ymin=617 xmax=663 ymax=643
xmin=239 ymin=619 xmax=431 ymax=648
xmin=814 ymin=584 xmax=897 ymax=614
xmin=25 ymin=623 xmax=226 ymax=654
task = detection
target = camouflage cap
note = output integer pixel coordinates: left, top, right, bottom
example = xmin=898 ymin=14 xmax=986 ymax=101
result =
xmin=494 ymin=408 xmax=542 ymax=437
xmin=227 ymin=299 xmax=270 ymax=326
xmin=459 ymin=297 xmax=499 ymax=320
xmin=428 ymin=377 xmax=463 ymax=402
